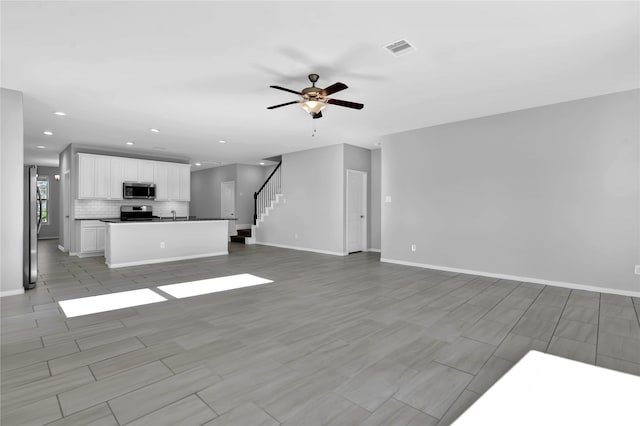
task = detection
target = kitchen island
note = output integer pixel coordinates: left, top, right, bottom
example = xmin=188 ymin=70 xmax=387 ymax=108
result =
xmin=104 ymin=219 xmax=228 ymax=268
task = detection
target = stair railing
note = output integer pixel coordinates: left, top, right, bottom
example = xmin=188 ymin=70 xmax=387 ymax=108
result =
xmin=254 ymin=161 xmax=282 ymax=225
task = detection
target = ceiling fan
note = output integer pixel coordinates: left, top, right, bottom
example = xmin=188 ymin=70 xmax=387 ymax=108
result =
xmin=267 ymin=73 xmax=364 ymax=119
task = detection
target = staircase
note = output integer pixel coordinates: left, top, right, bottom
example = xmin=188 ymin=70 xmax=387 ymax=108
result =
xmin=245 ymin=161 xmax=282 ymax=245
xmin=230 ymin=228 xmax=252 ymax=244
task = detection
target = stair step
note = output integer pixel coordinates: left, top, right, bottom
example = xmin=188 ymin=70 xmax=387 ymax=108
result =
xmin=237 ymin=229 xmax=252 ymax=237
xmin=230 ymin=228 xmax=252 ymax=244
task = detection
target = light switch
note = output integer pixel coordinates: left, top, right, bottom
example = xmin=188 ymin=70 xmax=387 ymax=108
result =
xmin=385 ymin=195 xmax=392 ymax=203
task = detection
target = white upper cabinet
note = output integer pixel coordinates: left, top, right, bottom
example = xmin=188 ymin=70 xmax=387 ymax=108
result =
xmin=138 ymin=161 xmax=155 ymax=183
xmin=122 ymin=158 xmax=139 ymax=182
xmin=109 ymin=158 xmax=124 ymax=200
xmin=77 ymin=154 xmax=96 ymax=199
xmin=78 ymin=153 xmax=189 ymax=201
xmin=154 ymin=162 xmax=190 ymax=201
xmin=179 ymin=165 xmax=191 ymax=201
xmin=167 ymin=164 xmax=180 ymax=200
xmin=78 ymin=153 xmax=110 ymax=199
xmin=154 ymin=162 xmax=169 ymax=201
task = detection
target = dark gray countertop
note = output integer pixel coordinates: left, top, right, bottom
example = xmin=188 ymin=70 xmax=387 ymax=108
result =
xmin=101 ymin=217 xmax=235 ymax=223
xmin=76 ymin=217 xmax=236 ymax=222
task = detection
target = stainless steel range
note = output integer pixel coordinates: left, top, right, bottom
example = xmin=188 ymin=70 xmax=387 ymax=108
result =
xmin=120 ymin=205 xmax=159 ymax=221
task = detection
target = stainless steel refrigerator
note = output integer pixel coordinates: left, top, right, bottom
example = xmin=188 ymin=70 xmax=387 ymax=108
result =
xmin=23 ymin=165 xmax=42 ymax=289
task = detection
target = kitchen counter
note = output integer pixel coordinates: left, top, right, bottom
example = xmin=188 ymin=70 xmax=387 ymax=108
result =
xmin=100 ymin=217 xmax=236 ymax=223
xmin=76 ymin=217 xmax=237 ymax=222
xmin=104 ymin=220 xmax=229 ymax=268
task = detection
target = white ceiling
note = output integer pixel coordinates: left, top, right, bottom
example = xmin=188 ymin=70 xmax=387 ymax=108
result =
xmin=2 ymin=1 xmax=638 ymax=169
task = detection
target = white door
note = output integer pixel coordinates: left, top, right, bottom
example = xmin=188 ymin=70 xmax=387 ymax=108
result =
xmin=347 ymin=169 xmax=367 ymax=253
xmin=221 ymin=181 xmax=236 ymax=219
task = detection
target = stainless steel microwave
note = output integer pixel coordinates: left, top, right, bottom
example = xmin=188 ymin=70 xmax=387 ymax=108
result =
xmin=123 ymin=182 xmax=156 ymax=199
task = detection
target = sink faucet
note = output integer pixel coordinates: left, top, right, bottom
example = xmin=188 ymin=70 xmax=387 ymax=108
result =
xmin=171 ymin=210 xmax=176 ymax=221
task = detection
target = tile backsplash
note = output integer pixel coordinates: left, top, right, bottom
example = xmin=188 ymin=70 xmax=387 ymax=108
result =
xmin=75 ymin=199 xmax=189 ymax=219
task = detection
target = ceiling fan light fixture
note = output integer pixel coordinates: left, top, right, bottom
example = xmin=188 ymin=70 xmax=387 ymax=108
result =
xmin=301 ymin=100 xmax=326 ymax=114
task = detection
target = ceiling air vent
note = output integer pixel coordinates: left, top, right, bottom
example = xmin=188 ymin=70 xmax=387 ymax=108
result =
xmin=385 ymin=39 xmax=415 ymax=56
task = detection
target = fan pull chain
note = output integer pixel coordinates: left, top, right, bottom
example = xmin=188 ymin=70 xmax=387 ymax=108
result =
xmin=311 ymin=119 xmax=317 ymax=137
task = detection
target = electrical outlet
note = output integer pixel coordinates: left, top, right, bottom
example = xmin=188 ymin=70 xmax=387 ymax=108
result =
xmin=294 ymin=233 xmax=299 ymax=240
xmin=411 ymin=244 xmax=416 ymax=252
xmin=635 ymin=265 xmax=640 ymax=275
xmin=160 ymin=242 xmax=165 ymax=249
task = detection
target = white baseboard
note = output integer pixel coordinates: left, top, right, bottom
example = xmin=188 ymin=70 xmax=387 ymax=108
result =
xmin=77 ymin=251 xmax=104 ymax=258
xmin=235 ymin=224 xmax=251 ymax=230
xmin=0 ymin=288 xmax=25 ymax=297
xmin=380 ymin=258 xmax=640 ymax=298
xmin=38 ymin=236 xmax=59 ymax=240
xmin=255 ymin=241 xmax=347 ymax=257
xmin=106 ymin=251 xmax=228 ymax=269
xmin=69 ymin=251 xmax=78 ymax=257
xmin=367 ymin=248 xmax=381 ymax=253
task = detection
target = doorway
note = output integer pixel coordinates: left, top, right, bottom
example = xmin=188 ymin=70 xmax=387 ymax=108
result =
xmin=347 ymin=169 xmax=367 ymax=253
xmin=221 ymin=181 xmax=236 ymax=236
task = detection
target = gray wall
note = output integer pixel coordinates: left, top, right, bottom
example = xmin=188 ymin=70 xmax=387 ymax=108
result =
xmin=344 ymin=144 xmax=372 ymax=252
xmin=256 ymin=144 xmax=345 ymax=254
xmin=381 ymin=89 xmax=640 ymax=295
xmin=190 ymin=164 xmax=236 ymax=219
xmin=1 ymin=88 xmax=24 ymax=296
xmin=190 ymin=164 xmax=269 ymax=226
xmin=37 ymin=166 xmax=61 ymax=240
xmin=370 ymin=148 xmax=381 ymax=251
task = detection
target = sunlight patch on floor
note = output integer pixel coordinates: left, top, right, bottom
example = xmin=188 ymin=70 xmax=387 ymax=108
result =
xmin=59 ymin=289 xmax=167 ymax=318
xmin=157 ymin=273 xmax=273 ymax=299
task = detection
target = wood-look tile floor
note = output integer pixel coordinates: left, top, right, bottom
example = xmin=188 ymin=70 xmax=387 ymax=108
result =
xmin=2 ymin=240 xmax=639 ymax=425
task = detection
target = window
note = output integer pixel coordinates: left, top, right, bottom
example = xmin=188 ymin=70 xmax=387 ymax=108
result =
xmin=36 ymin=176 xmax=49 ymax=224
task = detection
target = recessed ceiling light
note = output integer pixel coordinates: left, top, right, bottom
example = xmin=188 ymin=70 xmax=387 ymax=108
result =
xmin=259 ymin=162 xmax=265 ymax=165
xmin=218 ymin=140 xmax=227 ymax=144
xmin=53 ymin=111 xmax=67 ymax=116
xmin=36 ymin=145 xmax=46 ymax=149
xmin=125 ymin=141 xmax=135 ymax=145
xmin=194 ymin=162 xmax=201 ymax=166
xmin=43 ymin=131 xmax=53 ymax=136
xmin=150 ymin=128 xmax=160 ymax=133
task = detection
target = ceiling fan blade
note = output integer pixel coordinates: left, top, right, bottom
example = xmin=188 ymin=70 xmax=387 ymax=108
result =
xmin=270 ymin=85 xmax=302 ymax=95
xmin=326 ymin=98 xmax=364 ymax=110
xmin=311 ymin=111 xmax=323 ymax=119
xmin=267 ymin=100 xmax=300 ymax=110
xmin=320 ymin=82 xmax=348 ymax=97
